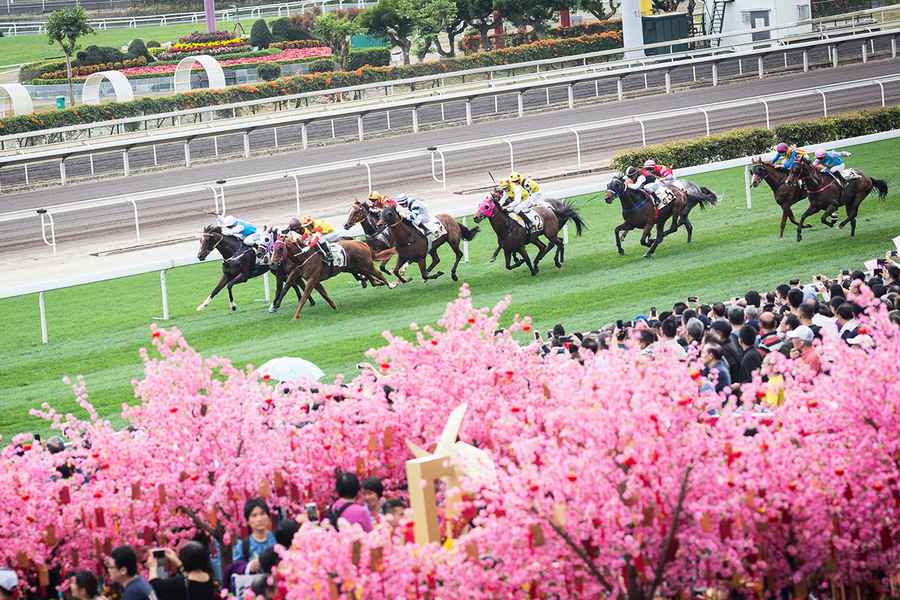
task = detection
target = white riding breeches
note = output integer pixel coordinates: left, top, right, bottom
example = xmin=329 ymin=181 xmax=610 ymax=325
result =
xmin=243 ymin=231 xmax=263 ymax=246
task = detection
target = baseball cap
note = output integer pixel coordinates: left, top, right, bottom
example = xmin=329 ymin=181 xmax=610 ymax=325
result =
xmin=0 ymin=570 xmax=18 ymax=592
xmin=785 ymin=325 xmax=814 ymax=343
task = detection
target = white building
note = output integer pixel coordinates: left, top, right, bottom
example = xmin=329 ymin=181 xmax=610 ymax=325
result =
xmin=712 ymin=0 xmax=813 ymax=45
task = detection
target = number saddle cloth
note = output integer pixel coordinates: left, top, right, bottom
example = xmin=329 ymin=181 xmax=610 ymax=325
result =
xmin=508 ymin=200 xmax=550 ymax=233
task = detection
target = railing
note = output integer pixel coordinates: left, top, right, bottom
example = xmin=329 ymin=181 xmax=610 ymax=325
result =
xmin=0 ymin=0 xmax=371 ymax=34
xmin=3 ymin=13 xmax=896 ymax=152
xmin=5 ymin=125 xmax=898 ymax=345
xmin=2 ymin=71 xmax=896 ymax=260
xmin=1 ymin=25 xmax=897 ymax=188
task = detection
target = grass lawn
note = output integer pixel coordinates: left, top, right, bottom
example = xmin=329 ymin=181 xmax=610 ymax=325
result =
xmin=0 ymin=19 xmax=270 ymax=65
xmin=2 ymin=137 xmax=899 ymax=437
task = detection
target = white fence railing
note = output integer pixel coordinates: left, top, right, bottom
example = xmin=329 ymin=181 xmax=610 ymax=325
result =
xmin=1 ymin=71 xmax=897 ymax=260
xmin=2 ymin=26 xmax=897 ymax=188
xmin=3 ymin=14 xmax=896 ymax=152
xmin=4 ymin=126 xmax=898 ymax=345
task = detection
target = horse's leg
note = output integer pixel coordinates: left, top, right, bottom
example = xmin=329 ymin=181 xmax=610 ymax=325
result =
xmin=271 ymin=274 xmax=285 ymax=313
xmin=613 ymin=224 xmax=627 ymax=256
xmin=392 ymin=257 xmax=410 ymax=284
xmin=292 ymin=272 xmax=318 ymax=320
xmin=517 ymin=248 xmax=537 ymax=276
xmin=796 ymin=205 xmax=819 ymax=242
xmin=490 ymin=244 xmax=502 ymax=263
xmin=682 ymin=215 xmax=693 ymax=243
xmin=314 ymin=283 xmax=337 ymax=310
xmin=362 ymin=263 xmax=395 ymax=288
xmin=197 ymin=272 xmax=229 ymax=311
xmin=417 ymin=257 xmax=444 ymax=281
xmin=644 ymin=222 xmax=666 ymax=258
xmin=225 ymin=271 xmax=248 ymax=311
xmin=779 ymin=208 xmax=790 ymax=238
xmin=379 ymin=257 xmax=392 ymax=275
xmin=448 ymin=241 xmax=464 ymax=282
xmin=426 ymin=247 xmax=440 ymax=273
xmin=839 ymin=192 xmax=866 ymax=235
xmin=640 ymin=224 xmax=654 ymax=248
xmin=530 ymin=236 xmax=550 ymax=271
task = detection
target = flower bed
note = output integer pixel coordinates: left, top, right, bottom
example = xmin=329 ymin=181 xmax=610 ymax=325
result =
xmin=115 ymin=46 xmax=331 ymax=79
xmin=177 ymin=30 xmax=234 ymax=44
xmin=156 ymin=43 xmax=252 ymax=61
xmin=41 ymin=56 xmax=148 ymax=80
xmin=164 ymin=37 xmax=246 ymax=55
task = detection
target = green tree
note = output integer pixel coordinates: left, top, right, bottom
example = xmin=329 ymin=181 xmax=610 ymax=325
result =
xmin=358 ymin=0 xmax=414 ymax=64
xmin=250 ymin=18 xmax=273 ymax=48
xmin=458 ymin=0 xmax=497 ymax=50
xmin=492 ymin=0 xmax=573 ymax=38
xmin=651 ymin=0 xmax=680 ymax=12
xmin=403 ymin=0 xmax=464 ymax=58
xmin=46 ymin=6 xmax=95 ymax=106
xmin=576 ymin=0 xmax=620 ymax=21
xmin=312 ymin=12 xmax=363 ymax=70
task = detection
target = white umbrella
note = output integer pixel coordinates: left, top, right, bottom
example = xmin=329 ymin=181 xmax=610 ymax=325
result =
xmin=257 ymin=356 xmax=325 ymax=382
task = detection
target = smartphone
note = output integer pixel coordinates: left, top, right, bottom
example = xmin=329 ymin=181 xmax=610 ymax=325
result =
xmin=152 ymin=549 xmax=167 ymax=578
xmin=874 ymin=268 xmax=883 ymax=276
xmin=687 ymin=296 xmax=698 ymax=303
xmin=533 ymin=331 xmax=542 ymax=342
xmin=616 ymin=319 xmax=624 ymax=329
xmin=892 ymin=250 xmax=898 ymax=258
xmin=305 ymin=503 xmax=319 ymax=522
xmin=842 ymin=269 xmax=850 ymax=276
xmin=33 ymin=433 xmax=41 ymax=442
xmin=815 ymin=274 xmax=822 ymax=281
xmin=877 ymin=258 xmax=886 ymax=266
xmin=624 ymin=321 xmax=633 ymax=329
xmin=650 ymin=307 xmax=657 ymax=317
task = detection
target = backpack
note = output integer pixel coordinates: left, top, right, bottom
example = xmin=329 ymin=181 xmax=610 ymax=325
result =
xmin=323 ymin=501 xmax=354 ymax=531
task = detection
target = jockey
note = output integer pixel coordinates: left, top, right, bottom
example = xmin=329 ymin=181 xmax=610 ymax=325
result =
xmin=367 ymin=191 xmax=387 ymax=212
xmin=498 ymin=178 xmax=535 ymax=230
xmin=300 ymin=215 xmax=336 ymax=263
xmin=813 ymin=148 xmax=852 ymax=187
xmin=394 ymin=193 xmax=431 ymax=238
xmin=625 ymin=166 xmax=667 ymax=206
xmin=217 ymin=215 xmax=267 ymax=264
xmin=641 ymin=159 xmax=674 ymax=181
xmin=509 ymin=171 xmax=542 ymax=202
xmin=771 ymin=143 xmax=808 ymax=170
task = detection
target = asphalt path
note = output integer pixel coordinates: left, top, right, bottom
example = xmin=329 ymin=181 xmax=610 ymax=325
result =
xmin=0 ymin=52 xmax=898 ymax=254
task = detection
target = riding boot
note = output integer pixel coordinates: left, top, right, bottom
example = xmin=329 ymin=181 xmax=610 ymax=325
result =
xmin=417 ymin=224 xmax=432 ymax=253
xmin=520 ymin=213 xmax=533 ymax=233
xmin=834 ymin=172 xmax=847 ymax=188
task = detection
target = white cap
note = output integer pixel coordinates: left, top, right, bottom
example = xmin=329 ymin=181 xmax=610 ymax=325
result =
xmin=0 ymin=570 xmax=18 ymax=592
xmin=846 ymin=334 xmax=874 ymax=348
xmin=222 ymin=215 xmax=237 ymax=227
xmin=786 ymin=325 xmax=814 ymax=343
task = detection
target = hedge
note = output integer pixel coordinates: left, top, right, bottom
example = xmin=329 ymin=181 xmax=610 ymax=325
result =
xmin=610 ymin=106 xmax=900 ymax=171
xmin=1 ymin=31 xmax=621 ymax=135
xmin=346 ymin=47 xmax=391 ymax=70
xmin=461 ymin=19 xmax=621 ymax=53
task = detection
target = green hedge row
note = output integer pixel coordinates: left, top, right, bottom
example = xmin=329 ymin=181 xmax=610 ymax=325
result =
xmin=346 ymin=47 xmax=391 ymax=70
xmin=610 ymin=106 xmax=900 ymax=171
xmin=1 ymin=31 xmax=621 ymax=136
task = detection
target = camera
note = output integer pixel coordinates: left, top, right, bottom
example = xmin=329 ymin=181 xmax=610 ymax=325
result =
xmin=687 ymin=296 xmax=698 ymax=303
xmin=305 ymin=503 xmax=319 ymax=522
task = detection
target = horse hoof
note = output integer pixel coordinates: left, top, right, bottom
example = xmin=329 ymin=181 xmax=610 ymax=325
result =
xmin=643 ymin=252 xmax=653 ymax=259
xmin=230 ymin=305 xmax=237 ymax=312
xmin=268 ymin=305 xmax=277 ymax=313
xmin=196 ymin=305 xmax=206 ymax=312
xmin=433 ymin=271 xmax=445 ymax=279
xmin=618 ymin=250 xmax=625 ymax=256
xmin=388 ymin=282 xmax=398 ymax=289
xmin=451 ymin=273 xmax=459 ymax=282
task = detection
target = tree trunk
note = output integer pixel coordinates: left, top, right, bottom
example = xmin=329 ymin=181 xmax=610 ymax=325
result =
xmin=478 ymin=24 xmax=492 ymax=50
xmin=64 ymin=53 xmax=75 ymax=107
xmin=401 ymin=40 xmax=411 ymax=65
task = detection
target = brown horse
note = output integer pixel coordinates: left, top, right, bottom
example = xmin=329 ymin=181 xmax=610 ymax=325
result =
xmin=378 ymin=203 xmax=480 ymax=282
xmin=343 ymin=200 xmax=397 ymax=274
xmin=604 ymin=177 xmax=717 ymax=258
xmin=473 ymin=191 xmax=585 ymax=275
xmin=271 ymin=236 xmax=394 ymax=320
xmin=788 ymin=161 xmax=888 ymax=242
xmin=749 ymin=159 xmax=810 ymax=238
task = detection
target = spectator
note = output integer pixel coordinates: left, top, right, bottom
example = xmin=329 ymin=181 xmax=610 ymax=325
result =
xmin=744 ymin=305 xmax=760 ymax=330
xmin=797 ymin=301 xmax=822 ymax=339
xmin=652 ymin=317 xmax=687 ymax=359
xmin=728 ymin=308 xmax=745 ymax=342
xmin=685 ymin=318 xmax=705 ymax=348
xmin=70 ymin=571 xmax=101 ymax=600
xmin=700 ymin=344 xmax=731 ymax=394
xmin=785 ymin=325 xmax=821 ymax=375
xmin=734 ymin=325 xmax=763 ymax=386
xmin=0 ymin=569 xmax=18 ymax=600
xmin=710 ymin=321 xmax=740 ymax=382
xmin=106 ymin=546 xmax=156 ymax=600
xmin=233 ymin=499 xmax=276 ymax=573
xmin=836 ymin=304 xmax=860 ymax=342
xmin=672 ymin=302 xmax=687 ymax=316
xmin=326 ymin=472 xmax=373 ymax=533
xmin=744 ymin=290 xmax=761 ymax=307
xmin=757 ymin=312 xmax=783 ymax=354
xmin=274 ymin=519 xmax=299 ymax=549
xmin=249 ymin=574 xmax=274 ymax=600
xmin=775 ymin=284 xmax=791 ymax=305
xmin=361 ymin=477 xmax=385 ymax=520
xmin=637 ymin=329 xmax=658 ymax=354
xmin=787 ymin=288 xmax=804 ymax=314
xmin=148 ymin=543 xmax=216 ymax=600
xmin=257 ymin=548 xmax=279 ymax=575
xmin=711 ymin=302 xmax=727 ymax=321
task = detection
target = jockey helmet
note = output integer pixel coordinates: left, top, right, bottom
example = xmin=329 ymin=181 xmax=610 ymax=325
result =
xmin=509 ymin=171 xmax=523 ymax=183
xmin=222 ymin=215 xmax=237 ymax=228
xmin=776 ymin=142 xmax=788 ymax=153
xmin=288 ymin=217 xmax=301 ymax=229
xmin=394 ymin=193 xmax=409 ymax=203
xmin=300 ymin=215 xmax=314 ymax=228
xmin=643 ymin=159 xmax=656 ymax=168
xmin=815 ymin=148 xmax=827 ymax=159
xmin=499 ymin=178 xmax=511 ymax=189
xmin=368 ymin=191 xmax=383 ymax=202
xmin=625 ymin=166 xmax=640 ymax=180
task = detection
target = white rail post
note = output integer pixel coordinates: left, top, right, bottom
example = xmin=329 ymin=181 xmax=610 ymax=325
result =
xmin=832 ymin=46 xmax=838 ymax=68
xmin=699 ymin=108 xmax=710 ymax=136
xmin=386 ymin=110 xmax=391 ymax=130
xmin=876 ymin=80 xmax=885 ymax=107
xmin=330 ymin=119 xmax=336 ymax=138
xmin=744 ymin=165 xmax=752 ymax=209
xmin=23 ymin=163 xmax=28 ymax=186
xmin=123 ymin=149 xmax=130 ymax=177
xmin=462 ymin=215 xmax=469 ymax=263
xmin=212 ymin=137 xmax=219 ymax=157
xmin=465 ymin=99 xmax=472 ymax=125
xmin=130 ymin=199 xmax=141 ymax=242
xmin=411 ymin=107 xmax=419 ymax=133
xmin=243 ymin=131 xmax=251 ymax=158
xmin=617 ymin=77 xmax=624 ymax=101
xmin=802 ymin=50 xmax=809 ymax=72
xmin=58 ymin=158 xmax=67 ymax=185
xmin=861 ymin=43 xmax=868 ymax=63
xmin=273 ymin=126 xmax=279 ymax=148
xmin=712 ymin=62 xmax=719 ymax=86
xmin=517 ymin=92 xmax=525 ymax=117
xmin=567 ymin=83 xmax=574 ymax=108
xmin=357 ymin=114 xmax=364 ymax=141
xmin=262 ymin=271 xmax=271 ymax=303
xmin=892 ymin=37 xmax=897 ymax=59
xmin=760 ymin=99 xmax=771 ymax=129
xmin=184 ymin=140 xmax=191 ymax=167
xmin=301 ymin=122 xmax=309 ymax=149
xmin=505 ymin=139 xmax=515 ymax=171
xmin=638 ymin=118 xmax=647 ymax=147
xmin=664 ymin=70 xmax=671 ymax=93
xmin=757 ymin=56 xmax=764 ymax=79
xmin=571 ymin=128 xmax=582 ymax=169
xmin=39 ymin=291 xmax=48 ymax=344
xmin=159 ymin=270 xmax=170 ymax=320
xmin=818 ymin=89 xmax=828 ymax=117
xmin=360 ymin=161 xmax=372 ymax=193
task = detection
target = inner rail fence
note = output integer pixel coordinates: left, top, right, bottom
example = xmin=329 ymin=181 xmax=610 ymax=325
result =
xmin=4 ymin=126 xmax=898 ymax=345
xmin=2 ymin=14 xmax=897 ymax=153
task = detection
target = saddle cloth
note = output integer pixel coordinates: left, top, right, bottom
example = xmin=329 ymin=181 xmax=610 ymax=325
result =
xmin=510 ymin=209 xmax=544 ymax=234
xmin=327 ymin=242 xmax=347 ymax=268
xmin=844 ymin=168 xmax=861 ymax=180
xmin=423 ymin=217 xmax=447 ymax=243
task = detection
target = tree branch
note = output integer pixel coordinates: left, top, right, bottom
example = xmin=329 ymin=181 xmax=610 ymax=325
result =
xmin=647 ymin=463 xmax=694 ymax=600
xmin=546 ymin=518 xmax=614 ymax=593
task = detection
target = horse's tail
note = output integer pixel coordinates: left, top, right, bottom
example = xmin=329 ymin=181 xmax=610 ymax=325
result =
xmin=459 ymin=223 xmax=480 ymax=241
xmin=872 ymin=178 xmax=889 ymax=201
xmin=554 ymin=201 xmax=586 ymax=236
xmin=689 ymin=187 xmax=718 ymax=209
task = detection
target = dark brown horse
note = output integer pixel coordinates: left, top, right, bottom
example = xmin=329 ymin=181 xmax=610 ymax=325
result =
xmin=788 ymin=161 xmax=888 ymax=242
xmin=271 ymin=235 xmax=395 ymax=320
xmin=343 ymin=200 xmax=397 ymax=275
xmin=378 ymin=203 xmax=480 ymax=282
xmin=749 ymin=159 xmax=810 ymax=238
xmin=604 ymin=177 xmax=716 ymax=257
xmin=195 ymin=225 xmax=312 ymax=312
xmin=473 ymin=191 xmax=585 ymax=275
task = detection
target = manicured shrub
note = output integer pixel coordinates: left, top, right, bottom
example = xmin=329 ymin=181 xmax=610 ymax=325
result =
xmin=305 ymin=58 xmax=336 ymax=73
xmin=146 ymin=40 xmax=161 ymax=48
xmin=127 ymin=38 xmax=151 ymax=61
xmin=346 ymin=47 xmax=391 ymax=70
xmin=257 ymin=62 xmax=282 ymax=81
xmin=250 ymin=18 xmax=273 ymax=49
xmin=75 ymin=45 xmax=126 ymax=66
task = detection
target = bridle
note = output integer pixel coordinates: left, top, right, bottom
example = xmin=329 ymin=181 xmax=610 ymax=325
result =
xmin=200 ymin=231 xmax=224 ymax=254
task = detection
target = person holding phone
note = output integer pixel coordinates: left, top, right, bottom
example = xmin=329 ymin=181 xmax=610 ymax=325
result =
xmin=148 ymin=542 xmax=217 ymax=600
xmin=106 ymin=546 xmax=156 ymax=600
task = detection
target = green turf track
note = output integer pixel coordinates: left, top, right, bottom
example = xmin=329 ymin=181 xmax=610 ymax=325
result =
xmin=0 ymin=19 xmax=272 ymax=66
xmin=2 ymin=137 xmax=899 ymax=437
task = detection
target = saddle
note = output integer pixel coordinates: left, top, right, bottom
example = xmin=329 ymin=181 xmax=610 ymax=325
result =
xmin=509 ymin=209 xmax=544 ymax=234
xmin=325 ymin=242 xmax=347 ymax=268
xmin=421 ymin=216 xmax=447 ymax=243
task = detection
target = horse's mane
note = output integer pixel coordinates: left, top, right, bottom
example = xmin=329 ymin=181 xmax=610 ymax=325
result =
xmin=203 ymin=224 xmax=222 ymax=233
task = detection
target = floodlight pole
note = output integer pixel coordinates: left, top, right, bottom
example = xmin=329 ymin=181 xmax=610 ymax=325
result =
xmin=204 ymin=0 xmax=216 ymax=33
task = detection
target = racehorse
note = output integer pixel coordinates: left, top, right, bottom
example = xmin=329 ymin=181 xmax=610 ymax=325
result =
xmin=604 ymin=177 xmax=717 ymax=258
xmin=379 ymin=203 xmax=480 ymax=282
xmin=787 ymin=161 xmax=888 ymax=242
xmin=343 ymin=200 xmax=397 ymax=274
xmin=749 ymin=159 xmax=810 ymax=238
xmin=195 ymin=225 xmax=312 ymax=312
xmin=271 ymin=235 xmax=394 ymax=320
xmin=473 ymin=191 xmax=585 ymax=275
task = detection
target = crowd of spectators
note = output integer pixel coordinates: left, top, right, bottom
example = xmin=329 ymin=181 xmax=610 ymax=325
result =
xmin=538 ymin=251 xmax=900 ymax=400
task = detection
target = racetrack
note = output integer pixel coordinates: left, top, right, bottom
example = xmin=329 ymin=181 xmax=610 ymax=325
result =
xmin=1 ymin=56 xmax=898 ymax=259
xmin=1 ymin=136 xmax=898 ymax=436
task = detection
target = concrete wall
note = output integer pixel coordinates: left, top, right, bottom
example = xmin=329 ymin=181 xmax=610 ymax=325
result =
xmin=720 ymin=0 xmax=812 ymax=46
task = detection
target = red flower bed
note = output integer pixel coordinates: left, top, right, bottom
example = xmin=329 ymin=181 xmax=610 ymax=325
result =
xmin=115 ymin=47 xmax=331 ymax=78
